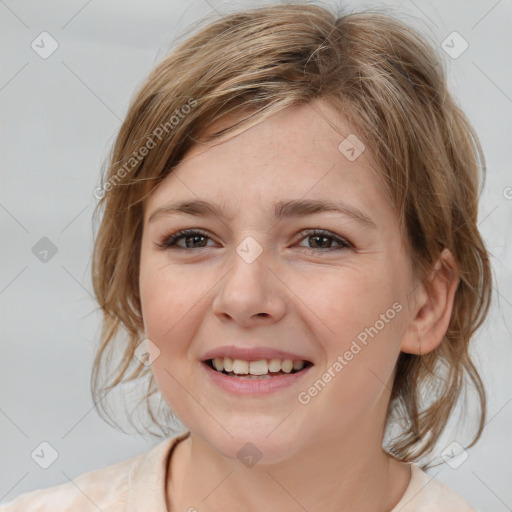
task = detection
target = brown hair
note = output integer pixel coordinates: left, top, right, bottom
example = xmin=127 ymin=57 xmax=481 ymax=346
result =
xmin=90 ymin=3 xmax=492 ymax=466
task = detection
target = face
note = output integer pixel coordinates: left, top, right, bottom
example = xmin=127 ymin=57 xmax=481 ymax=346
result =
xmin=139 ymin=100 xmax=418 ymax=463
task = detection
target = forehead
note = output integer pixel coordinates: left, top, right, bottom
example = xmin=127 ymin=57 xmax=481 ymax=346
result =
xmin=144 ymin=101 xmax=394 ymax=225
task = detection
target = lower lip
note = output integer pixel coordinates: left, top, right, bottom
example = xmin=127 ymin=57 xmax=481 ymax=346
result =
xmin=201 ymin=361 xmax=313 ymax=396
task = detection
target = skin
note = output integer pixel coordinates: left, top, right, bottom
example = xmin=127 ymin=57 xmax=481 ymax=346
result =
xmin=138 ymin=99 xmax=459 ymax=512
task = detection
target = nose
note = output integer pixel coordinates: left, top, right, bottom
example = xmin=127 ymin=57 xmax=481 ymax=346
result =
xmin=211 ymin=243 xmax=287 ymax=328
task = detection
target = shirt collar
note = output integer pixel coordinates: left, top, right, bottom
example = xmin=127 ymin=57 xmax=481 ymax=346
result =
xmin=127 ymin=430 xmax=191 ymax=512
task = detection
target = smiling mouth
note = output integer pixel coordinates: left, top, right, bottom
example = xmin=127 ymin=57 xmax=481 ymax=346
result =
xmin=205 ymin=358 xmax=313 ymax=379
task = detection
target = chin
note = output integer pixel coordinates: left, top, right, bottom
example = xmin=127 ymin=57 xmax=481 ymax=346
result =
xmin=188 ymin=416 xmax=304 ymax=466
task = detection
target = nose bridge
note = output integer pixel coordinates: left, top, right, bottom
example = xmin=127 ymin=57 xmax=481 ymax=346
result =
xmin=225 ymin=234 xmax=270 ymax=299
xmin=212 ymin=233 xmax=286 ymax=323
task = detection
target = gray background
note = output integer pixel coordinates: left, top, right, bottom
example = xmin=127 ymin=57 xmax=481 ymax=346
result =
xmin=1 ymin=0 xmax=511 ymax=509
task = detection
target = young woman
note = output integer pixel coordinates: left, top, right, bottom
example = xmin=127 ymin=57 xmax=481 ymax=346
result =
xmin=2 ymin=3 xmax=492 ymax=511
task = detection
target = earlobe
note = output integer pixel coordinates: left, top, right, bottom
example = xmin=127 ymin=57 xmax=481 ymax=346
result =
xmin=401 ymin=248 xmax=460 ymax=355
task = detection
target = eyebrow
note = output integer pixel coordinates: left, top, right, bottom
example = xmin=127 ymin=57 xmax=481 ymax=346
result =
xmin=148 ymin=199 xmax=377 ymax=229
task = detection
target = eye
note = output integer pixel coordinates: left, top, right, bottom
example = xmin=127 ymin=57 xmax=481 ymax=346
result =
xmin=156 ymin=228 xmax=352 ymax=252
xmin=296 ymin=229 xmax=352 ymax=252
xmin=156 ymin=229 xmax=215 ymax=250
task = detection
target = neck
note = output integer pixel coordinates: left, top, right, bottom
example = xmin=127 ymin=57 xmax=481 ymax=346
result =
xmin=166 ymin=419 xmax=411 ymax=512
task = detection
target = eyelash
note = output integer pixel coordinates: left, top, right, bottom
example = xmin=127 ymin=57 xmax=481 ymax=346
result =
xmin=156 ymin=228 xmax=352 ymax=253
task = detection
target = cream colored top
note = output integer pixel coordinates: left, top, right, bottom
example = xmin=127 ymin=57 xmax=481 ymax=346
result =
xmin=0 ymin=431 xmax=476 ymax=511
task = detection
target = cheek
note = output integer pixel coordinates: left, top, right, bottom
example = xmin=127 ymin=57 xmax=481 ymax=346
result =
xmin=303 ymin=269 xmax=405 ymax=410
xmin=140 ymin=249 xmax=194 ymax=331
xmin=139 ymin=259 xmax=195 ymax=370
xmin=138 ymin=251 xmax=221 ymax=371
xmin=139 ymin=265 xmax=202 ymax=423
xmin=315 ymin=264 xmax=402 ymax=343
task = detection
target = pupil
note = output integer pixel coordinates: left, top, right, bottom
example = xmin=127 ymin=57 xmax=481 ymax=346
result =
xmin=187 ymin=235 xmax=206 ymax=248
xmin=312 ymin=236 xmax=329 ymax=248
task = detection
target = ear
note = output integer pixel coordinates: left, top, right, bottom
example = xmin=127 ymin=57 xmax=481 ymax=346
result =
xmin=401 ymin=248 xmax=460 ymax=355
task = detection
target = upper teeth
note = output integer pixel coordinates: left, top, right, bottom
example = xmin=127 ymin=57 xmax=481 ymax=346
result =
xmin=212 ymin=358 xmax=305 ymax=375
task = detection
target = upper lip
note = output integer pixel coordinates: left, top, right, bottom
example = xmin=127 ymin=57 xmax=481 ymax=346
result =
xmin=201 ymin=346 xmax=313 ymax=363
